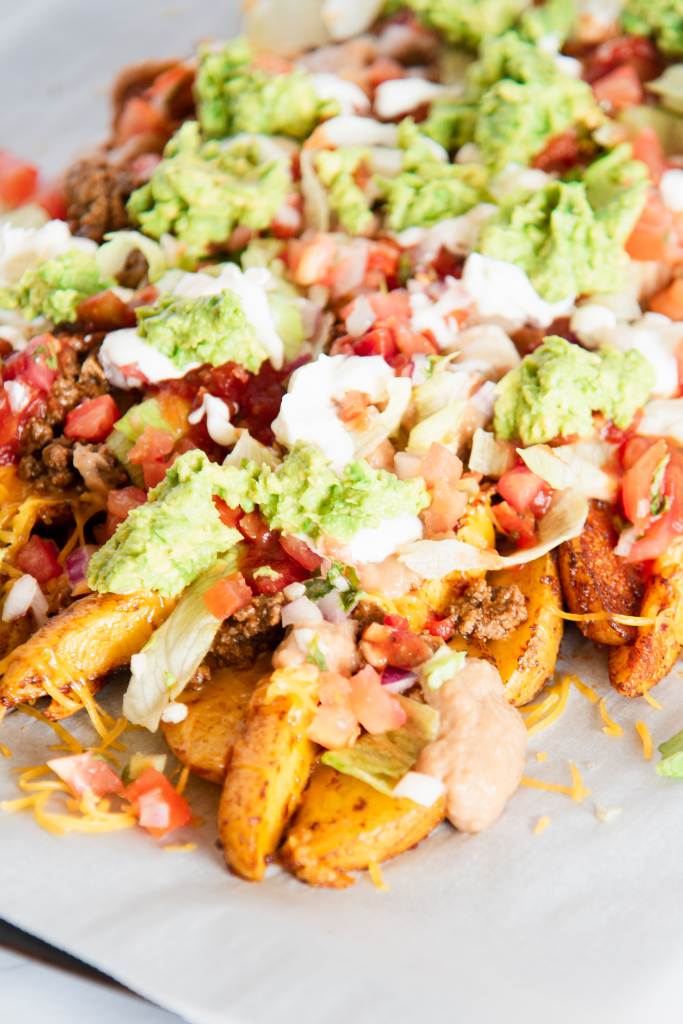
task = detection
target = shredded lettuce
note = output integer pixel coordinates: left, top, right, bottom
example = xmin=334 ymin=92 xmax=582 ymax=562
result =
xmin=321 ymin=696 xmax=439 ymax=796
xmin=421 ymin=647 xmax=466 ymax=690
xmin=656 ymin=730 xmax=683 ymax=778
xmin=123 ymin=552 xmax=244 ymax=731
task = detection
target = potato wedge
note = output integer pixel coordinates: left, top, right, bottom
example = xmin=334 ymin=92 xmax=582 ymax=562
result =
xmin=219 ymin=666 xmax=317 ymax=881
xmin=281 ymin=765 xmax=445 ymax=888
xmin=558 ymin=501 xmax=644 ymax=646
xmin=608 ymin=544 xmax=683 ymax=697
xmin=0 ymin=590 xmax=172 ymax=717
xmin=161 ymin=658 xmax=270 ymax=784
xmin=449 ymin=554 xmax=563 ymax=706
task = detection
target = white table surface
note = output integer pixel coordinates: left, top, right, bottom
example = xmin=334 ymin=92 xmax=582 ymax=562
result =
xmin=0 ymin=938 xmax=186 ymax=1023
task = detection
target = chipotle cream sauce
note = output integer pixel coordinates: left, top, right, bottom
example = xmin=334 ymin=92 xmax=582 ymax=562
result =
xmin=416 ymin=657 xmax=527 ymax=832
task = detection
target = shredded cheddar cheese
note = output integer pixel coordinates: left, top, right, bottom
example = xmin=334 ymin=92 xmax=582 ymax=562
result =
xmin=635 ymin=720 xmax=653 ymax=760
xmin=535 ymin=751 xmax=548 ymax=763
xmin=550 ymin=608 xmax=655 ymax=626
xmin=522 ymin=676 xmax=571 ymax=736
xmin=643 ymin=692 xmax=663 ymax=711
xmin=569 ymin=675 xmax=599 ymax=704
xmin=598 ymin=698 xmax=623 ymax=737
xmin=1 ymin=766 xmax=137 ymax=836
xmin=521 ymin=761 xmax=590 ymax=803
xmin=162 ymin=843 xmax=197 ymax=853
xmin=0 ymin=743 xmax=11 ymax=758
xmin=533 ymin=815 xmax=551 ymax=835
xmin=175 ymin=765 xmax=190 ymax=796
xmin=368 ymin=861 xmax=389 ymax=891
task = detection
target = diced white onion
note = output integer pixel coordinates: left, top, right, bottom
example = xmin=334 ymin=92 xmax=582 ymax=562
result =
xmin=392 ymin=771 xmax=445 ymax=806
xmin=282 ymin=596 xmax=324 ymax=628
xmin=2 ymin=574 xmax=47 ymax=625
xmin=160 ymin=702 xmax=188 ymax=724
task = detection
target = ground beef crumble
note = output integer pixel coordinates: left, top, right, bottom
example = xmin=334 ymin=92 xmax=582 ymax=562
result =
xmin=450 ymin=578 xmax=528 ymax=643
xmin=208 ymin=593 xmax=285 ymax=670
xmin=64 ymin=155 xmax=135 ymax=243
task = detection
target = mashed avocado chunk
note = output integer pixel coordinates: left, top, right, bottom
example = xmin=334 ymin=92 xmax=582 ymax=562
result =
xmin=377 ymin=121 xmax=485 ymax=231
xmin=136 ymin=290 xmax=268 ymax=373
xmin=424 ymin=32 xmax=598 ymax=167
xmin=477 ymin=146 xmax=648 ymax=301
xmin=127 ymin=122 xmax=290 ymax=261
xmin=87 ymin=450 xmax=243 ymax=597
xmin=403 ymin=0 xmax=531 ymax=49
xmin=0 ymin=250 xmax=112 ymax=324
xmin=314 ymin=148 xmax=374 ymax=235
xmin=196 ymin=37 xmax=338 ymax=140
xmin=621 ymin=0 xmax=683 ymax=57
xmin=519 ymin=0 xmax=577 ymax=48
xmin=494 ymin=336 xmax=655 ymax=445
xmin=255 ymin=443 xmax=429 ymax=541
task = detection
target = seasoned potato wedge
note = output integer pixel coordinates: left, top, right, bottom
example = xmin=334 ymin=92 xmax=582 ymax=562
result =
xmin=219 ymin=667 xmax=317 ymax=881
xmin=281 ymin=765 xmax=445 ymax=888
xmin=0 ymin=590 xmax=172 ymax=716
xmin=449 ymin=554 xmax=563 ymax=706
xmin=608 ymin=544 xmax=683 ymax=697
xmin=558 ymin=501 xmax=644 ymax=646
xmin=161 ymin=658 xmax=270 ymax=784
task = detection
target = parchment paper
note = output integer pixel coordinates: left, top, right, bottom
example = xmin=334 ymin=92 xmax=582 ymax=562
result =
xmin=3 ymin=4 xmax=683 ymax=1023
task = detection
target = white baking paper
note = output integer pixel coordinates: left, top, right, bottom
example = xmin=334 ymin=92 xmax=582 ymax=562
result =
xmin=3 ymin=4 xmax=683 ymax=1023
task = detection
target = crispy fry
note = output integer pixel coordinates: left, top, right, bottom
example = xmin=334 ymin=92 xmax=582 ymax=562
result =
xmin=0 ymin=591 xmax=173 ymax=717
xmin=218 ymin=667 xmax=318 ymax=881
xmin=161 ymin=658 xmax=270 ymax=784
xmin=281 ymin=765 xmax=445 ymax=889
xmin=608 ymin=543 xmax=683 ymax=697
xmin=558 ymin=501 xmax=644 ymax=646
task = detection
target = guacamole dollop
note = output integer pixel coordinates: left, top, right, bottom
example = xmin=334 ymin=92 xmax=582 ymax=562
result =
xmin=314 ymin=148 xmax=374 ymax=235
xmin=621 ymin=0 xmax=683 ymax=57
xmin=0 ymin=250 xmax=112 ymax=324
xmin=255 ymin=443 xmax=430 ymax=541
xmin=127 ymin=121 xmax=291 ymax=262
xmin=493 ymin=336 xmax=655 ymax=445
xmin=518 ymin=0 xmax=577 ymax=48
xmin=196 ymin=37 xmax=337 ymax=140
xmin=87 ymin=450 xmax=243 ymax=597
xmin=136 ymin=290 xmax=268 ymax=374
xmin=477 ymin=146 xmax=649 ymax=301
xmin=376 ymin=121 xmax=485 ymax=231
xmin=403 ymin=0 xmax=531 ymax=49
xmin=424 ymin=32 xmax=599 ymax=168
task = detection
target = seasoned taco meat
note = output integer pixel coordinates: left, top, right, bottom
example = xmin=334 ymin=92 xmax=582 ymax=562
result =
xmin=450 ymin=577 xmax=528 ymax=643
xmin=208 ymin=593 xmax=285 ymax=670
xmin=65 ymin=154 xmax=134 ymax=242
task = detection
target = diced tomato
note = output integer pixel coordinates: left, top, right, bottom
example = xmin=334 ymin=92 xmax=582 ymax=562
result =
xmin=106 ymin=486 xmax=147 ymax=534
xmin=419 ymin=444 xmax=463 ymax=490
xmin=352 ymin=325 xmax=397 ymax=360
xmin=626 ymin=192 xmax=675 ymax=262
xmin=291 ymin=235 xmax=337 ymax=286
xmin=649 ymin=278 xmax=683 ymax=321
xmin=431 ymin=246 xmax=464 ymax=280
xmin=336 ymin=389 xmax=371 ymax=424
xmin=360 ymin=620 xmax=434 ymax=670
xmin=492 ymin=501 xmax=537 ymax=544
xmin=241 ymin=531 xmax=309 ymax=594
xmin=278 ymin=534 xmax=323 ymax=571
xmin=368 ymin=290 xmax=411 ymax=321
xmin=76 ymin=289 xmax=136 ymax=331
xmin=424 ymin=614 xmax=456 ymax=641
xmin=622 ymin=438 xmax=669 ymax=527
xmin=621 ymin=435 xmax=655 ymax=470
xmin=384 ymin=614 xmax=410 ymax=631
xmin=630 ymin=128 xmax=667 ymax=184
xmin=627 ymin=506 xmax=681 ymax=562
xmin=365 ymin=56 xmax=405 ymax=89
xmin=5 ymin=334 xmax=59 ymax=393
xmin=212 ymin=498 xmax=242 ymax=530
xmin=127 ymin=426 xmax=175 ymax=465
xmin=15 ymin=535 xmax=62 ymax=583
xmin=497 ymin=465 xmax=546 ymax=514
xmin=47 ymin=753 xmax=123 ymax=798
xmin=34 ymin=181 xmax=67 ymax=220
xmin=141 ymin=458 xmax=172 ymax=489
xmin=203 ymin=572 xmax=252 ymax=620
xmin=533 ymin=130 xmax=581 ymax=173
xmin=349 ymin=665 xmax=407 ymax=734
xmin=593 ymin=65 xmax=643 ymax=110
xmin=116 ymin=96 xmax=169 ymax=144
xmin=64 ymin=395 xmax=119 ymax=443
xmin=584 ymin=35 xmax=659 ymax=84
xmin=238 ymin=511 xmax=270 ymax=542
xmin=123 ymin=766 xmax=192 ymax=838
xmin=308 ymin=703 xmax=360 ymax=749
xmin=364 ymin=240 xmax=400 ymax=285
xmin=0 ymin=150 xmax=38 ymax=207
xmin=131 ymin=284 xmax=160 ymax=309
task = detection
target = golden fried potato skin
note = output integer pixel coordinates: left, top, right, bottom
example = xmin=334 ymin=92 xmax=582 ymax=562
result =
xmin=219 ymin=674 xmax=317 ymax=881
xmin=449 ymin=554 xmax=563 ymax=706
xmin=608 ymin=546 xmax=683 ymax=697
xmin=281 ymin=765 xmax=445 ymax=888
xmin=161 ymin=659 xmax=269 ymax=784
xmin=0 ymin=590 xmax=172 ymax=715
xmin=558 ymin=501 xmax=644 ymax=646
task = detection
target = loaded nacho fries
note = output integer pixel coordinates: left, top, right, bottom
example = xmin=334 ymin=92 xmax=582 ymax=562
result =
xmin=0 ymin=0 xmax=682 ymax=887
